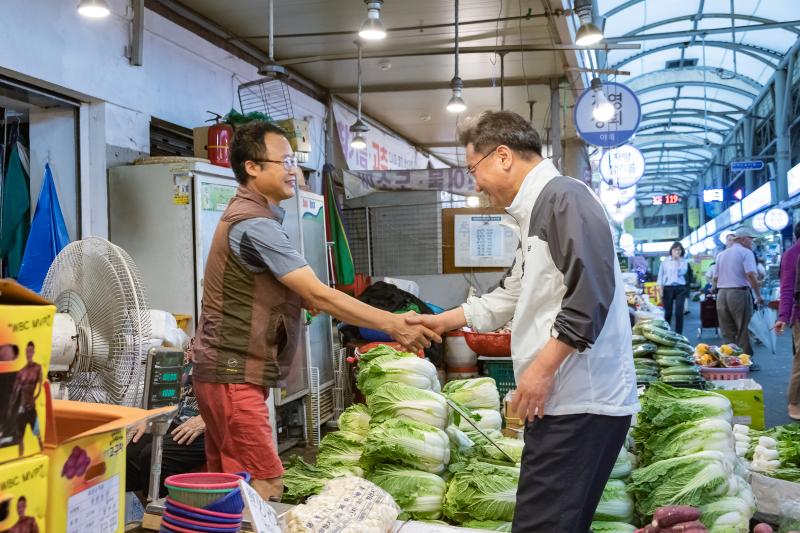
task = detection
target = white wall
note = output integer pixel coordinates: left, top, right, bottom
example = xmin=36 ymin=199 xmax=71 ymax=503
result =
xmin=0 ymin=0 xmax=328 ymax=237
xmin=29 ymin=108 xmax=79 ymax=240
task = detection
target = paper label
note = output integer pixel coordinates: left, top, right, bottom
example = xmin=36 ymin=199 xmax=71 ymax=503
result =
xmin=173 ymin=172 xmax=191 ymax=205
xmin=240 ymin=480 xmax=281 ymax=533
xmin=66 ymin=474 xmax=119 ymax=533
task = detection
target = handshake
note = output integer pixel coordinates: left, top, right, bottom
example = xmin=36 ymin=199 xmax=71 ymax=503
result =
xmin=385 ymin=310 xmax=462 ymax=352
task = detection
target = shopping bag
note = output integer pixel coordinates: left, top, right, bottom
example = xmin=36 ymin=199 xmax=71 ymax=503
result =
xmin=748 ymin=306 xmax=777 ymax=354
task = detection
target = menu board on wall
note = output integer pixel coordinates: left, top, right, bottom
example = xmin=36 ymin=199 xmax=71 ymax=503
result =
xmin=454 ymin=214 xmax=516 ymax=268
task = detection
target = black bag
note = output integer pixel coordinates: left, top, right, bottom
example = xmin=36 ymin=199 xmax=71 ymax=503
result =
xmin=339 ymin=281 xmax=443 ymax=365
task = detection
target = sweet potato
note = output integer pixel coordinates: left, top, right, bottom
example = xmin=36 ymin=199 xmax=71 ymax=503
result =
xmin=652 ymin=506 xmax=701 ymax=528
xmin=661 ymin=521 xmax=707 ymax=533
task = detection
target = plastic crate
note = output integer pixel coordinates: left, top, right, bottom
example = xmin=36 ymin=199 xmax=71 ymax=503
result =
xmin=484 ymin=360 xmax=516 ymax=398
xmin=700 ymin=366 xmax=749 ymax=381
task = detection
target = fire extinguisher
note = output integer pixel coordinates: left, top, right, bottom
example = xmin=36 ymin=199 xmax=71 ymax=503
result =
xmin=206 ymin=111 xmax=233 ymax=167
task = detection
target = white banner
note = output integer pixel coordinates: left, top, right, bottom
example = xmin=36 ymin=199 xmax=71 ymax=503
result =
xmin=343 ymin=168 xmax=476 ymax=199
xmin=333 ymin=101 xmax=427 ymax=171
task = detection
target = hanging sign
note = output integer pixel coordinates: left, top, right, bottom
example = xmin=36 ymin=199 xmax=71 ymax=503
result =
xmin=342 ymin=168 xmax=475 ymax=199
xmin=703 ymin=189 xmax=724 ymax=203
xmin=788 ymin=162 xmax=800 ymax=197
xmin=652 ymin=194 xmax=681 ymax=206
xmin=731 ymin=160 xmax=765 ymax=172
xmin=574 ymin=81 xmax=641 ymax=148
xmin=765 ymin=208 xmax=790 ymax=231
xmin=752 ymin=212 xmax=768 ymax=233
xmin=599 ymin=144 xmax=645 ymax=188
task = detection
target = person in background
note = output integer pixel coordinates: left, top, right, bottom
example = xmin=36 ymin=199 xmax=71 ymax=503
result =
xmin=714 ymin=226 xmax=763 ymax=361
xmin=725 ymin=233 xmax=736 ymax=249
xmin=656 ymin=242 xmax=690 ymax=334
xmin=126 ymin=340 xmax=206 ymax=503
xmin=7 ymin=496 xmax=37 ymax=533
xmin=407 ymin=111 xmax=638 ymax=532
xmin=9 ymin=342 xmax=42 ymax=457
xmin=191 ymin=121 xmax=440 ymax=502
xmin=705 ymin=262 xmax=717 ymax=293
xmin=773 ymin=222 xmax=800 ymax=420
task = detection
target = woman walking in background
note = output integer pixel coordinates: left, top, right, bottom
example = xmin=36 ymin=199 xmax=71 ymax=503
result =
xmin=657 ymin=242 xmax=691 ymax=334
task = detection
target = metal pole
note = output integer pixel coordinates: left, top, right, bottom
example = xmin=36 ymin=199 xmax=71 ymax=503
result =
xmin=365 ymin=207 xmax=373 ymax=276
xmin=147 ymin=415 xmax=172 ymax=502
xmin=129 ymin=0 xmax=144 ymax=66
xmin=743 ymin=115 xmax=755 ymax=194
xmin=454 ymin=0 xmax=459 ymax=79
xmin=268 ymin=0 xmax=275 ymax=61
xmin=549 ymin=80 xmax=562 ymax=170
xmin=500 ymin=53 xmax=505 ymax=110
xmin=774 ymin=66 xmax=791 ymax=202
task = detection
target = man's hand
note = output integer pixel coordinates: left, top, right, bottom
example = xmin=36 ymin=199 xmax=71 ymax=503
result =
xmin=387 ymin=312 xmax=441 ymax=352
xmin=404 ymin=313 xmax=448 ymax=336
xmin=775 ymin=320 xmax=787 ymax=334
xmin=171 ymin=416 xmax=206 ymax=445
xmin=130 ymin=421 xmax=148 ymax=443
xmin=511 ymin=361 xmax=556 ymax=422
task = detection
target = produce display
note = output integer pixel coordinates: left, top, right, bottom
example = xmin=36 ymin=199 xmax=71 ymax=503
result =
xmin=282 ymin=345 xmax=511 ymax=527
xmin=632 ymin=320 xmax=702 ymax=386
xmin=629 ymin=383 xmax=755 ymax=531
xmin=694 ymin=343 xmax=752 ymax=368
xmin=285 ymin=343 xmax=795 ymax=531
xmin=736 ymin=422 xmax=800 ymax=482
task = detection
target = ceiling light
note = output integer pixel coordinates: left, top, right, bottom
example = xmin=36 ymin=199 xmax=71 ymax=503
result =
xmin=77 ymin=0 xmax=110 ymax=18
xmin=350 ymin=41 xmax=370 ymax=150
xmin=466 ymin=196 xmax=480 ymax=207
xmin=574 ymin=1 xmax=603 ymax=46
xmin=591 ymin=77 xmax=616 ymax=123
xmin=446 ymin=0 xmax=466 ymax=113
xmin=378 ymin=59 xmax=392 ymax=71
xmin=447 ymin=78 xmax=467 ymax=113
xmin=359 ymin=1 xmax=386 ymax=40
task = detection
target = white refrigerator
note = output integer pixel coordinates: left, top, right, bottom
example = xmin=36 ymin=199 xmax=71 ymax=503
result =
xmin=108 ymin=161 xmax=334 ymax=416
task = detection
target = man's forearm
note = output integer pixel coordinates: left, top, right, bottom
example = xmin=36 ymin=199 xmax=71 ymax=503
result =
xmin=314 ymin=286 xmax=398 ymax=331
xmin=532 ymin=337 xmax=574 ymax=374
xmin=746 ymin=273 xmax=761 ymax=296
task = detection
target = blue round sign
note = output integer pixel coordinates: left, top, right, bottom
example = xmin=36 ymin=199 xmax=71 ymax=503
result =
xmin=574 ymin=81 xmax=641 ymax=148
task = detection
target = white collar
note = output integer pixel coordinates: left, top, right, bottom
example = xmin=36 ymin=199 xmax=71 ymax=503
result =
xmin=505 ymin=158 xmax=559 ymax=222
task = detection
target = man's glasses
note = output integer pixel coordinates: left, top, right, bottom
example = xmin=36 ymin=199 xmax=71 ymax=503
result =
xmin=467 ymin=147 xmax=498 ymax=176
xmin=253 ymin=156 xmax=298 ymax=171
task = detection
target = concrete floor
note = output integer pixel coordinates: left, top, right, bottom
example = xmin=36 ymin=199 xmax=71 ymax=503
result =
xmin=682 ymin=299 xmax=794 ymax=428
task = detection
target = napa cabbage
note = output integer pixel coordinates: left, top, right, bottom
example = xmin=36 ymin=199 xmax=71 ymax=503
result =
xmin=337 ymin=403 xmax=371 ymax=435
xmin=357 ymin=354 xmax=440 ymax=396
xmin=594 ymin=479 xmax=634 ymax=523
xmin=368 ymin=382 xmax=449 ymax=430
xmin=639 ymin=418 xmax=735 ymax=466
xmin=458 ymin=408 xmax=503 ymax=432
xmin=367 ymin=465 xmax=446 ymax=520
xmin=361 ymin=418 xmax=451 ymax=474
xmin=443 ymin=461 xmax=519 ymax=523
xmin=442 ymin=377 xmax=500 ymax=411
xmin=590 ymin=522 xmax=636 ymax=533
xmin=282 ymin=457 xmax=362 ymax=504
xmin=637 ymin=382 xmax=732 ymax=431
xmin=315 ymin=431 xmax=365 ymax=470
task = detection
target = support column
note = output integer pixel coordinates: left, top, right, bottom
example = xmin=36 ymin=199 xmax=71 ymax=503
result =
xmin=550 ymin=80 xmax=562 ymax=170
xmin=697 ymin=179 xmax=706 ymax=224
xmin=742 ymin=116 xmax=755 ymax=195
xmin=682 ymin=201 xmax=690 ymax=235
xmin=774 ymin=67 xmax=791 ymax=202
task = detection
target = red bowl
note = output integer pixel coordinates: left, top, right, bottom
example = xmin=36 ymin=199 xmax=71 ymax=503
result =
xmin=462 ymin=330 xmax=511 ymax=356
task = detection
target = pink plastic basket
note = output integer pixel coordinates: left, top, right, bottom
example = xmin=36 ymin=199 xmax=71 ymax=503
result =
xmin=700 ymin=366 xmax=750 ymax=381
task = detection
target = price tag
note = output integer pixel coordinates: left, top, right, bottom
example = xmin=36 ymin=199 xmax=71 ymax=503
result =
xmin=239 ymin=480 xmax=281 ymax=533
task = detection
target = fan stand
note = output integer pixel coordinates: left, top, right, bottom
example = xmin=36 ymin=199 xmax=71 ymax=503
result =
xmin=147 ymin=412 xmax=175 ymax=502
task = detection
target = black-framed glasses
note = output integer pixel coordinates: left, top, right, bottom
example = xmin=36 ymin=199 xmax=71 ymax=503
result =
xmin=252 ymin=156 xmax=298 ymax=171
xmin=467 ymin=147 xmax=498 ymax=176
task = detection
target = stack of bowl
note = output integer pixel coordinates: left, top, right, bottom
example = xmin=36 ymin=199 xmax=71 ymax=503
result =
xmin=161 ymin=472 xmax=250 ymax=532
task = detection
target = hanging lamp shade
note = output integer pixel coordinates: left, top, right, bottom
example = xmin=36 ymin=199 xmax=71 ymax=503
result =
xmin=78 ymin=0 xmax=110 ymax=18
xmin=576 ymin=20 xmax=603 ymax=46
xmin=359 ymin=1 xmax=386 ymax=40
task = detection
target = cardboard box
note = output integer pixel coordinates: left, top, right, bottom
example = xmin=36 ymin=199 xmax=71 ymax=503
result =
xmin=711 ymin=379 xmax=765 ymax=430
xmin=192 ymin=126 xmax=210 ymax=159
xmin=0 ymin=280 xmax=55 ymax=465
xmin=43 ymin=387 xmax=173 ymax=533
xmin=276 ymin=119 xmax=311 ymax=153
xmin=0 ymin=454 xmax=48 ymax=532
xmin=503 ymin=392 xmax=523 ymax=428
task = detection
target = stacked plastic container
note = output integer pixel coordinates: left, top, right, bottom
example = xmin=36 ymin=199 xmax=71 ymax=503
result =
xmin=161 ymin=472 xmax=250 ymax=532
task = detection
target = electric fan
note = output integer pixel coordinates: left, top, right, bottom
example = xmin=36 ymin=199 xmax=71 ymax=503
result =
xmin=41 ymin=237 xmax=152 ymax=407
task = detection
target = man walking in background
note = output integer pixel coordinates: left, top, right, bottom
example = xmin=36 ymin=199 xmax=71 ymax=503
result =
xmin=774 ymin=222 xmax=800 ymax=420
xmin=714 ymin=227 xmax=763 ymax=360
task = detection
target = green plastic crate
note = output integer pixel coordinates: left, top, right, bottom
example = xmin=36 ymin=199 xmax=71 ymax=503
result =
xmin=484 ymin=360 xmax=516 ymax=398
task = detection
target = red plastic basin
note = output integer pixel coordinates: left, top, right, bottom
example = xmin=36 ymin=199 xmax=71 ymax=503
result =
xmin=463 ymin=330 xmax=511 ymax=356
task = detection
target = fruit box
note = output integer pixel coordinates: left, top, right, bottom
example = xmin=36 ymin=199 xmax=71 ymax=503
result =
xmin=276 ymin=118 xmax=311 ymax=152
xmin=711 ymin=378 xmax=765 ymax=430
xmin=0 ymin=279 xmax=55 ymax=465
xmin=43 ymin=386 xmax=173 ymax=533
xmin=0 ymin=454 xmax=48 ymax=532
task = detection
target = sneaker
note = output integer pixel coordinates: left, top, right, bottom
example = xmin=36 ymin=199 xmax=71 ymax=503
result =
xmin=749 ymin=364 xmax=760 ymax=372
xmin=789 ymin=404 xmax=800 ymax=421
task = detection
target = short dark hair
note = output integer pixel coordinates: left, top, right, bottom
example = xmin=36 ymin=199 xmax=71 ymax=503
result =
xmin=794 ymin=221 xmax=800 ymax=240
xmin=18 ymin=496 xmax=26 ymax=504
xmin=27 ymin=341 xmax=34 ymax=349
xmin=458 ymin=110 xmax=542 ymax=159
xmin=229 ymin=121 xmax=288 ymax=185
xmin=670 ymin=241 xmax=685 ymax=257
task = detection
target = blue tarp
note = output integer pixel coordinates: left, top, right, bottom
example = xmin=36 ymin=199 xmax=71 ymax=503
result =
xmin=17 ymin=163 xmax=70 ymax=293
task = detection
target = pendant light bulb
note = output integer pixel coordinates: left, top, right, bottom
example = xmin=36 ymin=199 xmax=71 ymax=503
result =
xmin=78 ymin=0 xmax=110 ymax=18
xmin=574 ymin=6 xmax=603 ymax=46
xmin=590 ymin=77 xmax=616 ymax=123
xmin=447 ymin=88 xmax=467 ymax=113
xmin=359 ymin=1 xmax=386 ymax=40
xmin=351 ymin=133 xmax=367 ymax=150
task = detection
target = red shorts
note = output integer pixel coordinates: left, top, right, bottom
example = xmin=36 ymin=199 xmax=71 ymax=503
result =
xmin=193 ymin=381 xmax=284 ymax=480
